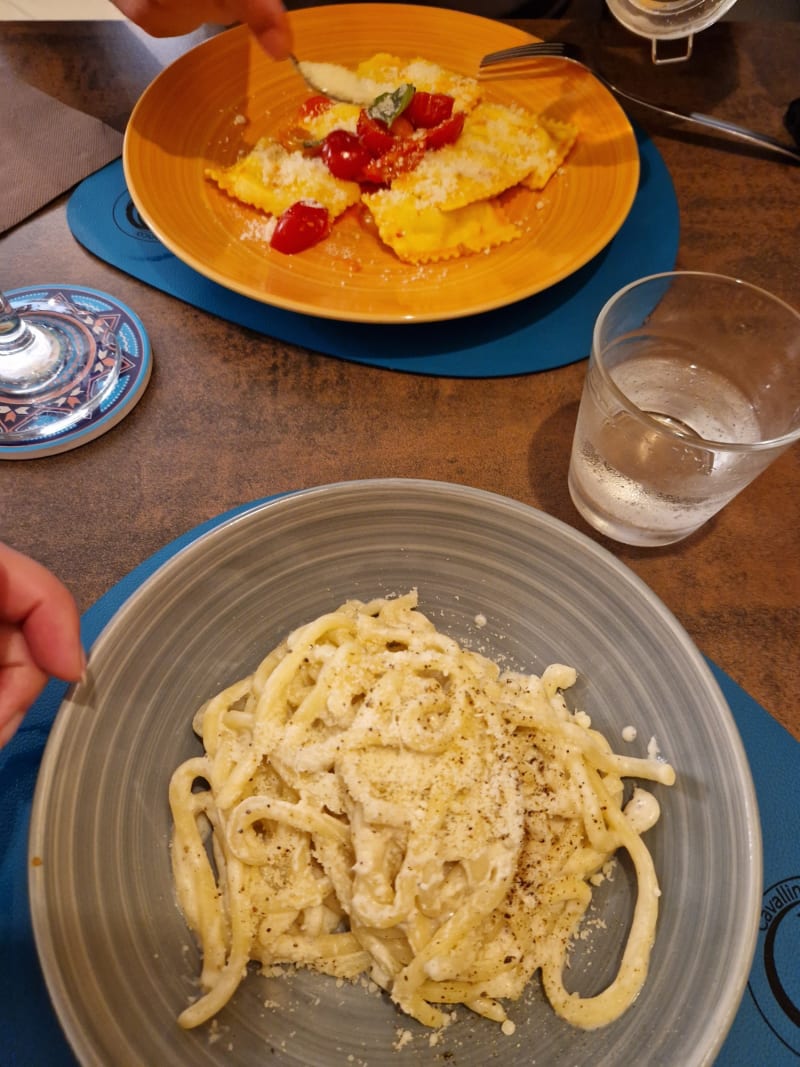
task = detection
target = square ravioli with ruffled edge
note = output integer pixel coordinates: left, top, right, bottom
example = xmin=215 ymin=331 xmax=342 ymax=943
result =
xmin=361 ymin=198 xmax=521 ymax=263
xmin=204 ymin=54 xmax=578 ymax=263
xmin=205 ymin=140 xmax=361 ymax=220
xmin=376 ymin=103 xmax=576 ymax=210
xmin=362 ymin=102 xmax=577 ymax=262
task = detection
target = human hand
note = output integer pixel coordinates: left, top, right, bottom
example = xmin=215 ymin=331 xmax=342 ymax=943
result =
xmin=0 ymin=543 xmax=85 ymax=748
xmin=112 ymin=0 xmax=293 ymax=59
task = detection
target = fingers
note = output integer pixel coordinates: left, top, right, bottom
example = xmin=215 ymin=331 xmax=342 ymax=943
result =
xmin=0 ymin=546 xmax=84 ymax=748
xmin=0 ymin=543 xmax=84 ymax=684
xmin=0 ymin=623 xmax=49 ymax=747
xmin=111 ymin=0 xmax=233 ymax=37
xmin=230 ymin=0 xmax=293 ymax=58
xmin=111 ymin=0 xmax=293 ymax=57
xmin=0 ymin=710 xmax=26 ymax=748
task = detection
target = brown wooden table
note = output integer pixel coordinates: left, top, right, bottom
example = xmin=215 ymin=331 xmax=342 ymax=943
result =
xmin=1 ymin=17 xmax=798 ymax=739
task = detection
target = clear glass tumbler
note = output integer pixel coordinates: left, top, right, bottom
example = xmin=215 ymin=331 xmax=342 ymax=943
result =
xmin=568 ymin=271 xmax=800 ymax=547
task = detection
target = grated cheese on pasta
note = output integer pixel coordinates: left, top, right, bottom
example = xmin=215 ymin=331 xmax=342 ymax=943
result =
xmin=169 ymin=591 xmax=675 ymax=1035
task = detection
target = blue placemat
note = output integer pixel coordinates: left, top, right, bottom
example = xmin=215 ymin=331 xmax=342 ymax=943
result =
xmin=2 ymin=497 xmax=797 ymax=1066
xmin=67 ymin=128 xmax=679 ymax=378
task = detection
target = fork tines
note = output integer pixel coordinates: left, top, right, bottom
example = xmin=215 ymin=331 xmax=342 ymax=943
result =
xmin=479 ymin=43 xmax=567 ymax=68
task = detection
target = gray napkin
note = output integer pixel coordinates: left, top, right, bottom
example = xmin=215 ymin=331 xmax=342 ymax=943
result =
xmin=0 ymin=69 xmax=124 ymax=235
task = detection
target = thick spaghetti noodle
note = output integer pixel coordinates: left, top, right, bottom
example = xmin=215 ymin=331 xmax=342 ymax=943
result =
xmin=169 ymin=591 xmax=675 ymax=1032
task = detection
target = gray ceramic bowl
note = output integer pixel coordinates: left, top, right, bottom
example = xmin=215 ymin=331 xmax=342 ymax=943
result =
xmin=30 ymin=480 xmax=761 ymax=1067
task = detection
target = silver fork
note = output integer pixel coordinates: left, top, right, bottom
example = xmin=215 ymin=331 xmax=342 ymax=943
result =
xmin=480 ymin=41 xmax=800 ymax=165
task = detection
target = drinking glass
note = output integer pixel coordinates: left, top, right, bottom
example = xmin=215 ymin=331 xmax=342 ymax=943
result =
xmin=0 ymin=288 xmax=121 ymax=441
xmin=568 ymin=271 xmax=800 ymax=547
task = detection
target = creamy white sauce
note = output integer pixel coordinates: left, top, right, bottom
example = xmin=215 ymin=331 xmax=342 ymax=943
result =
xmin=624 ymin=787 xmax=661 ymax=834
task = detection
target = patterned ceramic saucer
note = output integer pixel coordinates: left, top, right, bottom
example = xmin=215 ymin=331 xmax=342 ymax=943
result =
xmin=0 ymin=285 xmax=151 ymax=460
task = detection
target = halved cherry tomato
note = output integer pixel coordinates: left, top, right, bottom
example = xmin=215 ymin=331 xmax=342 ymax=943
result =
xmin=360 ymin=137 xmax=426 ymax=184
xmin=406 ymin=91 xmax=454 ymax=129
xmin=424 ymin=111 xmax=465 ymax=150
xmin=320 ymin=129 xmax=372 ymax=180
xmin=297 ymin=95 xmax=333 ymax=122
xmin=356 ymin=110 xmax=396 ymax=157
xmin=388 ymin=115 xmax=415 ymax=139
xmin=270 ymin=201 xmax=330 ymax=254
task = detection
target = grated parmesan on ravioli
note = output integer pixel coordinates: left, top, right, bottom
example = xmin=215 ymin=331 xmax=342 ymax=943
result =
xmin=204 ymin=54 xmax=578 ymax=263
xmin=206 ymin=140 xmax=361 ymax=219
xmin=355 ymin=53 xmax=483 ymax=114
xmin=298 ymin=101 xmax=362 ymax=141
xmin=372 ymin=102 xmax=577 ymax=212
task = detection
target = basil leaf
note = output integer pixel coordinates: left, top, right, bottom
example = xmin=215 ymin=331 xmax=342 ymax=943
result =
xmin=367 ymin=83 xmax=415 ymax=126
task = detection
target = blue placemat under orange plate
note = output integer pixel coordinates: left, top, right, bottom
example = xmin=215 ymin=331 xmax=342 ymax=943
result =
xmin=1 ymin=496 xmax=798 ymax=1066
xmin=67 ymin=128 xmax=678 ymax=378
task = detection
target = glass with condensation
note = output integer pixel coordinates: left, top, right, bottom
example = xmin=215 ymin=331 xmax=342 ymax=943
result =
xmin=568 ymin=272 xmax=800 ymax=546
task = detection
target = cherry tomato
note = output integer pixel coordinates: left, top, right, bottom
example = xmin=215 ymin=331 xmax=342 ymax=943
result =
xmin=406 ymin=91 xmax=454 ymax=129
xmin=297 ymin=95 xmax=333 ymax=122
xmin=320 ymin=129 xmax=372 ymax=180
xmin=356 ymin=110 xmax=396 ymax=157
xmin=388 ymin=115 xmax=415 ymax=139
xmin=360 ymin=137 xmax=426 ymax=184
xmin=424 ymin=111 xmax=465 ymax=150
xmin=270 ymin=201 xmax=331 ymax=254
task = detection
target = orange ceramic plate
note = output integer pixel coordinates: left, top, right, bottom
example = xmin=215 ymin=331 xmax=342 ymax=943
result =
xmin=123 ymin=4 xmax=639 ymax=324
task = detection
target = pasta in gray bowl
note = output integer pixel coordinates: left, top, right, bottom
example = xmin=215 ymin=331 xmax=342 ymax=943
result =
xmin=29 ymin=479 xmax=760 ymax=1067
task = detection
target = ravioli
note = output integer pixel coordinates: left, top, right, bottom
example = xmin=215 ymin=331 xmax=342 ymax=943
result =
xmin=298 ymin=54 xmax=482 ymax=141
xmin=355 ymin=53 xmax=483 ymax=114
xmin=363 ymin=195 xmax=520 ymax=264
xmin=204 ymin=55 xmax=578 ymax=263
xmin=385 ymin=102 xmax=577 ymax=211
xmin=298 ymin=102 xmax=361 ymax=141
xmin=205 ymin=139 xmax=361 ymax=219
xmin=522 ymin=116 xmax=579 ymax=190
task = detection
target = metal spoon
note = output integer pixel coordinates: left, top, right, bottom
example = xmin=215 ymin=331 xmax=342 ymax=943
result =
xmin=289 ymin=55 xmax=383 ymax=106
